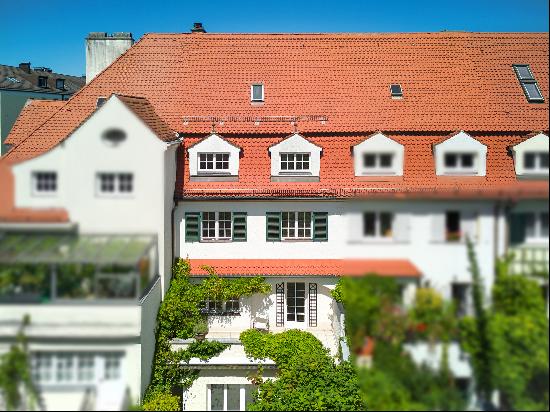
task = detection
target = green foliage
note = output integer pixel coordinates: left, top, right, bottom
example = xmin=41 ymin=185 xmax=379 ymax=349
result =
xmin=460 ymin=251 xmax=549 ymax=411
xmin=240 ymin=329 xmax=365 ymax=411
xmin=0 ymin=315 xmax=38 ymax=411
xmin=410 ymin=287 xmax=457 ymax=342
xmin=143 ymin=258 xmax=270 ymax=410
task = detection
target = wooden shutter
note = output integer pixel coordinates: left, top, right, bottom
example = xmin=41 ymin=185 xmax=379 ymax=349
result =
xmin=462 ymin=211 xmax=478 ymax=242
xmin=185 ymin=212 xmax=201 ymax=242
xmin=510 ymin=213 xmax=527 ymax=245
xmin=313 ymin=212 xmax=328 ymax=241
xmin=431 ymin=213 xmax=446 ymax=242
xmin=393 ymin=213 xmax=410 ymax=243
xmin=266 ymin=212 xmax=281 ymax=241
xmin=276 ymin=283 xmax=285 ymax=327
xmin=232 ymin=212 xmax=247 ymax=242
xmin=308 ymin=283 xmax=318 ymax=327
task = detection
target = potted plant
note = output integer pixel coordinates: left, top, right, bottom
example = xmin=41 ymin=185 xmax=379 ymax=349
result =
xmin=193 ymin=318 xmax=208 ymax=341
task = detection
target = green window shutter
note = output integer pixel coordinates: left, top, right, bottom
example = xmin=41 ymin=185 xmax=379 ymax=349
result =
xmin=185 ymin=212 xmax=201 ymax=242
xmin=232 ymin=212 xmax=247 ymax=242
xmin=266 ymin=212 xmax=281 ymax=241
xmin=509 ymin=213 xmax=527 ymax=245
xmin=313 ymin=212 xmax=328 ymax=241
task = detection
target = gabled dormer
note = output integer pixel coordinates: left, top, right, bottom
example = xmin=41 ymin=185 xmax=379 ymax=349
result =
xmin=268 ymin=133 xmax=322 ymax=182
xmin=187 ymin=133 xmax=241 ymax=181
xmin=511 ymin=133 xmax=549 ymax=179
xmin=352 ymin=133 xmax=404 ymax=176
xmin=434 ymin=131 xmax=487 ymax=176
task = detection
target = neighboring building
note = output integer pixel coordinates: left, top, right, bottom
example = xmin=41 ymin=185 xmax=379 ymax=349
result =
xmin=0 ymin=63 xmax=85 ymax=154
xmin=0 ymin=28 xmax=548 ymax=411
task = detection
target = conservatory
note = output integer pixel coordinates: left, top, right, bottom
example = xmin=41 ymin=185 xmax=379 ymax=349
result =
xmin=0 ymin=232 xmax=157 ymax=303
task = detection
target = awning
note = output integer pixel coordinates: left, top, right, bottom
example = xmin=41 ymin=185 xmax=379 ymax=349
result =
xmin=0 ymin=233 xmax=155 ymax=265
xmin=188 ymin=259 xmax=421 ymax=278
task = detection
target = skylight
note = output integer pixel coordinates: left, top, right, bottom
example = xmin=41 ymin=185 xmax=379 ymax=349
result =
xmin=251 ymin=84 xmax=264 ymax=102
xmin=513 ymin=64 xmax=544 ymax=102
xmin=390 ymin=84 xmax=403 ymax=98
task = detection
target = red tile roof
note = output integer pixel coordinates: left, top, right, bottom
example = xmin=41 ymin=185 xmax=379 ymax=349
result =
xmin=189 ymin=259 xmax=421 ymax=277
xmin=177 ymin=133 xmax=549 ymax=200
xmin=3 ymin=32 xmax=548 ymax=164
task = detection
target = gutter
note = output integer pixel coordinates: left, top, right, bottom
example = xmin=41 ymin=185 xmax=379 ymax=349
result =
xmin=0 ymin=221 xmax=77 ymax=232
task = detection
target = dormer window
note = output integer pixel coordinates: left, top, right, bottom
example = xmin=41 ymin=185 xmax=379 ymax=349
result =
xmin=269 ymin=134 xmax=322 ymax=182
xmin=353 ymin=133 xmax=404 ymax=177
xmin=198 ymin=153 xmax=230 ymax=172
xmin=511 ymin=133 xmax=549 ymax=179
xmin=38 ymin=76 xmax=48 ymax=88
xmin=56 ymin=78 xmax=65 ymax=90
xmin=187 ymin=134 xmax=241 ymax=181
xmin=281 ymin=153 xmax=310 ymax=173
xmin=251 ymin=84 xmax=264 ymax=102
xmin=434 ymin=132 xmax=487 ymax=176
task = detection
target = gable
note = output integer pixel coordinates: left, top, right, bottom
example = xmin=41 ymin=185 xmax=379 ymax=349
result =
xmin=353 ymin=133 xmax=404 ymax=176
xmin=434 ymin=131 xmax=487 ymax=176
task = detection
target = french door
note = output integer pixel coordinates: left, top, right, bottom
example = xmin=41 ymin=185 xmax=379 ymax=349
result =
xmin=286 ymin=282 xmax=306 ymax=326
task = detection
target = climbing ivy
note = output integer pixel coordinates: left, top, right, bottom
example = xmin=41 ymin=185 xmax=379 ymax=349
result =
xmin=143 ymin=258 xmax=270 ymax=410
xmin=240 ymin=329 xmax=365 ymax=411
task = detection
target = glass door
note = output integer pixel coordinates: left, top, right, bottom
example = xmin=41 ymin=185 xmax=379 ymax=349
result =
xmin=286 ymin=282 xmax=306 ymax=327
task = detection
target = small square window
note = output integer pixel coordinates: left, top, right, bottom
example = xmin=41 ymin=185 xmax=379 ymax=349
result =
xmin=251 ymin=84 xmax=264 ymax=102
xmin=56 ymin=78 xmax=65 ymax=89
xmin=461 ymin=154 xmax=474 ymax=168
xmin=380 ymin=154 xmax=393 ymax=168
xmin=541 ymin=153 xmax=549 ymax=169
xmin=390 ymin=84 xmax=403 ymax=97
xmin=363 ymin=154 xmax=376 ymax=168
xmin=524 ymin=153 xmax=536 ymax=169
xmin=34 ymin=172 xmax=57 ymax=193
xmin=445 ymin=154 xmax=457 ymax=168
xmin=38 ymin=76 xmax=48 ymax=88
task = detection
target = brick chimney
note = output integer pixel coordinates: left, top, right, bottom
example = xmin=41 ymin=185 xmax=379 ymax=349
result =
xmin=18 ymin=62 xmax=31 ymax=73
xmin=85 ymin=32 xmax=134 ymax=84
xmin=191 ymin=22 xmax=206 ymax=33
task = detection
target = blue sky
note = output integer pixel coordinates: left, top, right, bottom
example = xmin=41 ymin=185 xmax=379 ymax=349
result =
xmin=0 ymin=0 xmax=548 ymax=76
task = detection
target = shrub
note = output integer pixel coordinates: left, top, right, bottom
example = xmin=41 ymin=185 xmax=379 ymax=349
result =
xmin=142 ymin=389 xmax=180 ymax=411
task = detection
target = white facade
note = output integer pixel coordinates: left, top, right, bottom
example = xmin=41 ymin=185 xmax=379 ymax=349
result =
xmin=352 ymin=132 xmax=405 ymax=176
xmin=434 ymin=131 xmax=487 ymax=176
xmin=511 ymin=132 xmax=549 ymax=178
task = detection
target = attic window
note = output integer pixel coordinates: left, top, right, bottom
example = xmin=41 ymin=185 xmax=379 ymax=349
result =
xmin=96 ymin=97 xmax=107 ymax=108
xmin=38 ymin=76 xmax=48 ymax=88
xmin=56 ymin=79 xmax=65 ymax=90
xmin=513 ymin=64 xmax=544 ymax=102
xmin=251 ymin=84 xmax=264 ymax=102
xmin=390 ymin=84 xmax=403 ymax=98
xmin=102 ymin=128 xmax=126 ymax=146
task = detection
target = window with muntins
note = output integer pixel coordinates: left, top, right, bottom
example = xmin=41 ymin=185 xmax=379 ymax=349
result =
xmin=286 ymin=282 xmax=306 ymax=323
xmin=280 ymin=153 xmax=310 ymax=173
xmin=198 ymin=153 xmax=230 ymax=172
xmin=525 ymin=211 xmax=549 ymax=241
xmin=363 ymin=212 xmax=394 ymax=239
xmin=282 ymin=212 xmax=312 ymax=239
xmin=98 ymin=173 xmax=133 ymax=195
xmin=524 ymin=152 xmax=549 ymax=173
xmin=444 ymin=153 xmax=476 ymax=173
xmin=201 ymin=212 xmax=232 ymax=241
xmin=363 ymin=153 xmax=394 ymax=173
xmin=38 ymin=76 xmax=48 ymax=88
xmin=200 ymin=299 xmax=240 ymax=315
xmin=208 ymin=384 xmax=254 ymax=411
xmin=33 ymin=172 xmax=57 ymax=193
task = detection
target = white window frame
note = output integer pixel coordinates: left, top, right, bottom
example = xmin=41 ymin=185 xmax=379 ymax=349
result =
xmin=281 ymin=212 xmax=313 ymax=240
xmin=443 ymin=152 xmax=478 ymax=175
xmin=286 ymin=282 xmax=306 ymax=324
xmin=96 ymin=172 xmax=134 ymax=197
xmin=250 ymin=84 xmax=264 ymax=102
xmin=32 ymin=171 xmax=57 ymax=196
xmin=279 ymin=153 xmax=311 ymax=175
xmin=197 ymin=153 xmax=231 ymax=174
xmin=361 ymin=153 xmax=395 ymax=174
xmin=525 ymin=211 xmax=549 ymax=243
xmin=362 ymin=211 xmax=394 ymax=240
xmin=31 ymin=352 xmax=124 ymax=387
xmin=207 ymin=384 xmax=251 ymax=411
xmin=523 ymin=152 xmax=549 ymax=175
xmin=201 ymin=211 xmax=233 ymax=241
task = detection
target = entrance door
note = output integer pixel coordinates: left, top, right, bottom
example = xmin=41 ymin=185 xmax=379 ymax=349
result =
xmin=286 ymin=282 xmax=306 ymax=327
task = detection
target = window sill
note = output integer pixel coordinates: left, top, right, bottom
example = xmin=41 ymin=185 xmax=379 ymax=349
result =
xmin=32 ymin=191 xmax=58 ymax=197
xmin=200 ymin=239 xmax=233 ymax=243
xmin=271 ymin=175 xmax=319 ymax=182
xmin=190 ymin=175 xmax=238 ymax=182
xmin=348 ymin=238 xmax=404 ymax=244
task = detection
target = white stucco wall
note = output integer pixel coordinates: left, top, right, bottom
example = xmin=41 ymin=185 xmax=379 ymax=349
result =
xmin=175 ymin=199 xmax=497 ymax=299
xmin=512 ymin=133 xmax=549 ymax=177
xmin=352 ymin=133 xmax=405 ymax=176
xmin=434 ymin=131 xmax=487 ymax=176
xmin=12 ymin=96 xmax=177 ymax=294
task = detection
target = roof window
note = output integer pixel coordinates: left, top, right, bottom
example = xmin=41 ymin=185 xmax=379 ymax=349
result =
xmin=513 ymin=64 xmax=544 ymax=102
xmin=251 ymin=84 xmax=264 ymax=102
xmin=56 ymin=78 xmax=65 ymax=90
xmin=390 ymin=84 xmax=403 ymax=98
xmin=38 ymin=76 xmax=48 ymax=88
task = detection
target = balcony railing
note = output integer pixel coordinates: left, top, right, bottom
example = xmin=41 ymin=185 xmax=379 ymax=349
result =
xmin=508 ymin=245 xmax=549 ymax=276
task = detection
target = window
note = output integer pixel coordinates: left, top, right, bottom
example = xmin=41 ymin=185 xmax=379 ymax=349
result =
xmin=56 ymin=78 xmax=65 ymax=89
xmin=97 ymin=173 xmax=133 ymax=195
xmin=208 ymin=384 xmax=254 ymax=411
xmin=363 ymin=212 xmax=394 ymax=239
xmin=524 ymin=152 xmax=549 ymax=173
xmin=56 ymin=354 xmax=73 ymax=383
xmin=38 ymin=76 xmax=48 ymax=88
xmin=280 ymin=153 xmax=310 ymax=173
xmin=200 ymin=298 xmax=240 ymax=315
xmin=251 ymin=84 xmax=264 ymax=102
xmin=77 ymin=354 xmax=94 ymax=382
xmin=104 ymin=353 xmax=122 ymax=380
xmin=390 ymin=84 xmax=403 ymax=97
xmin=525 ymin=211 xmax=549 ymax=241
xmin=32 ymin=353 xmax=52 ymax=383
xmin=362 ymin=153 xmax=394 ymax=172
xmin=282 ymin=212 xmax=312 ymax=239
xmin=286 ymin=282 xmax=306 ymax=323
xmin=445 ymin=211 xmax=461 ymax=242
xmin=33 ymin=172 xmax=57 ymax=194
xmin=444 ymin=153 xmax=476 ymax=173
xmin=201 ymin=212 xmax=232 ymax=241
xmin=451 ymin=283 xmax=471 ymax=317
xmin=513 ymin=64 xmax=544 ymax=102
xmin=198 ymin=153 xmax=230 ymax=173
xmin=102 ymin=128 xmax=126 ymax=145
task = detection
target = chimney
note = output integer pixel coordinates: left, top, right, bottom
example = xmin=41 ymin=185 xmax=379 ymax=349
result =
xmin=85 ymin=32 xmax=134 ymax=84
xmin=191 ymin=22 xmax=206 ymax=33
xmin=19 ymin=62 xmax=31 ymax=73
